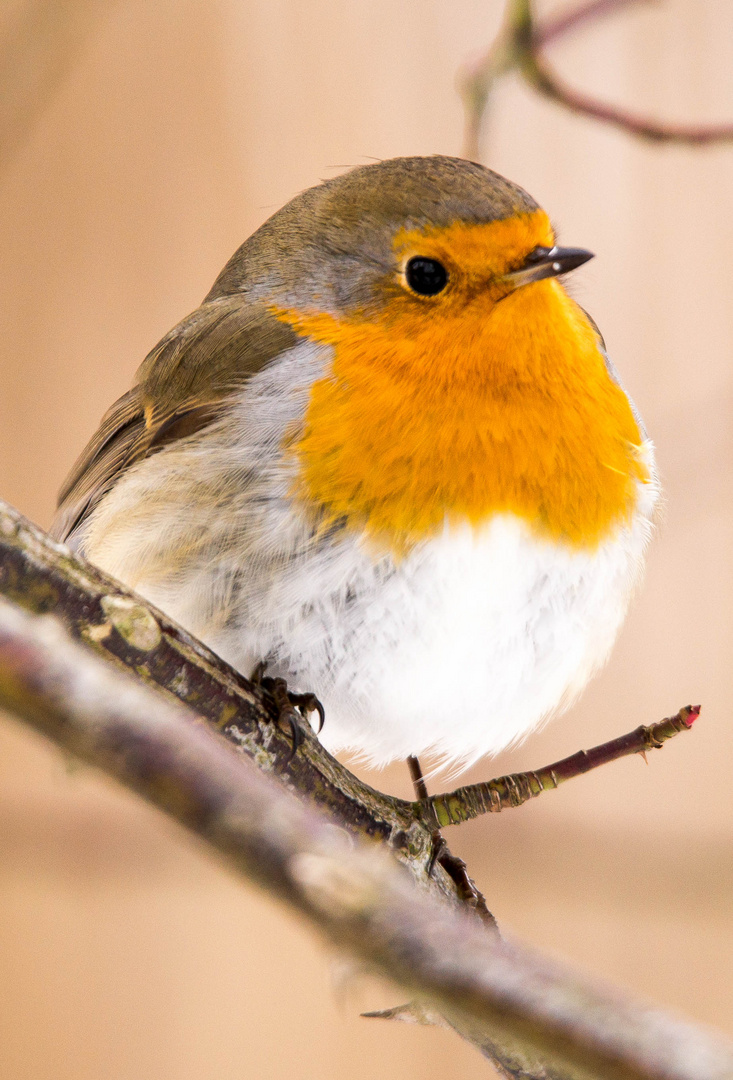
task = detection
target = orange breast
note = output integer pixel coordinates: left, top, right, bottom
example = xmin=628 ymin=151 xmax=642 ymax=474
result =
xmin=276 ymin=245 xmax=647 ymax=554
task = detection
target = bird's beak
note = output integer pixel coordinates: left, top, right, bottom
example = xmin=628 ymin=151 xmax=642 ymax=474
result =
xmin=503 ymin=245 xmax=594 ymax=290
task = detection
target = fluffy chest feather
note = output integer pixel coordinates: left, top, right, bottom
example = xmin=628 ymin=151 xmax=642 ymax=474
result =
xmin=278 ymin=276 xmax=647 ymax=551
xmin=239 ymin=508 xmax=655 ymax=771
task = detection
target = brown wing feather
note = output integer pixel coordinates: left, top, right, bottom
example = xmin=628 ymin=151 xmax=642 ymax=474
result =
xmin=52 ymin=298 xmax=299 ymax=545
xmin=53 ymin=389 xmax=147 ymax=544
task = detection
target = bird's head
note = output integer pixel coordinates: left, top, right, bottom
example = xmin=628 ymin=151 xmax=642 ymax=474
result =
xmin=209 ymin=156 xmax=647 ymax=551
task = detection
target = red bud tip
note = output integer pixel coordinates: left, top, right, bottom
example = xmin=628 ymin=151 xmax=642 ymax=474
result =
xmin=683 ymin=705 xmax=701 ymax=727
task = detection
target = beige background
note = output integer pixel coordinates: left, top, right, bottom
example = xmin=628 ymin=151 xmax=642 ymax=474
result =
xmin=1 ymin=1 xmax=732 ymax=1077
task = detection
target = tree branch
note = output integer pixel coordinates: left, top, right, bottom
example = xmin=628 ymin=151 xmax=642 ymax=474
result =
xmin=1 ymin=591 xmax=732 ymax=1080
xmin=419 ymin=706 xmax=699 ymax=828
xmin=459 ymin=0 xmax=733 ymax=161
xmin=535 ymin=0 xmax=648 ymax=48
xmin=0 ymin=498 xmax=468 ymax=907
xmin=0 ymin=498 xmax=718 ymax=1077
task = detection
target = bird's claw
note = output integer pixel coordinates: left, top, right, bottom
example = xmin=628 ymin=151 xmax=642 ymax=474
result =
xmin=427 ymin=828 xmax=448 ymax=877
xmin=286 ymin=691 xmax=326 ymax=734
xmin=261 ymin=675 xmax=303 ymax=761
xmin=428 ymin=829 xmax=493 ymax=921
xmin=250 ymin=662 xmax=325 ymax=759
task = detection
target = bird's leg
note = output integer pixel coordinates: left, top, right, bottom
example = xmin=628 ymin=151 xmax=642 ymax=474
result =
xmin=407 ymin=754 xmax=429 ymax=801
xmin=407 ymin=755 xmax=492 ymax=921
xmin=406 ymin=755 xmax=454 ymax=876
xmin=250 ymin=660 xmax=325 ymax=760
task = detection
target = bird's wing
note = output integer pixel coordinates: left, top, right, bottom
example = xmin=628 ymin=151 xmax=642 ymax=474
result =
xmin=52 ymin=298 xmax=298 ymax=545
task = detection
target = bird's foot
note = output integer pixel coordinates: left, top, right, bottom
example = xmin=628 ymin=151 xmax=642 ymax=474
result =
xmin=407 ymin=754 xmax=494 ymax=924
xmin=428 ymin=831 xmax=492 ymax=919
xmin=250 ymin=661 xmax=325 ymax=760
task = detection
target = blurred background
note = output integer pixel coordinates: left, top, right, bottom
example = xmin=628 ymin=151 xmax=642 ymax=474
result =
xmin=1 ymin=1 xmax=732 ymax=1077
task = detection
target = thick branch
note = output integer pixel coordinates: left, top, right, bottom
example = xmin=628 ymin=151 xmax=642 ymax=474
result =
xmin=0 ymin=594 xmax=732 ymax=1080
xmin=459 ymin=0 xmax=733 ymax=160
xmin=0 ymin=499 xmax=466 ymax=905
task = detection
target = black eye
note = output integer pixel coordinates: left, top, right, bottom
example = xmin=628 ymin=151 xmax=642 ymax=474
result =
xmin=405 ymin=257 xmax=448 ymax=296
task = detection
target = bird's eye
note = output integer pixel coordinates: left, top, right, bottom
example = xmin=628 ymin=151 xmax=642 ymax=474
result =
xmin=405 ymin=257 xmax=448 ymax=297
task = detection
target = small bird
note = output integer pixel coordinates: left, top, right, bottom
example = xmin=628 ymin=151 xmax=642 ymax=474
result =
xmin=53 ymin=155 xmax=658 ymax=776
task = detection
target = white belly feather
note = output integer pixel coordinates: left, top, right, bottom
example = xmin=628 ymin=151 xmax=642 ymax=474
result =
xmin=217 ymin=510 xmax=653 ymax=771
xmin=80 ymin=340 xmax=658 ymax=771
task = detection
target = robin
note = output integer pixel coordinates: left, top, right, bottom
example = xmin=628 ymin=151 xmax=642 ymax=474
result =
xmin=52 ymin=155 xmax=658 ymax=777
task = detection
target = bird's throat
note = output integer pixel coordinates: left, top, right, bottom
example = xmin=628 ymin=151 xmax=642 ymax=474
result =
xmin=276 ymin=281 xmax=648 ymax=552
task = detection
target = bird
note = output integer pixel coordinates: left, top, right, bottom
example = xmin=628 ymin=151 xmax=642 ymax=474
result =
xmin=52 ymin=155 xmax=658 ymax=779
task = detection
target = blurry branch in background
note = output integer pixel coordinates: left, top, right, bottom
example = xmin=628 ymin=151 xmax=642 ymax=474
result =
xmin=459 ymin=0 xmax=733 ymax=161
xmin=0 ymin=0 xmax=114 ymax=173
xmin=1 ymin=498 xmax=729 ymax=1080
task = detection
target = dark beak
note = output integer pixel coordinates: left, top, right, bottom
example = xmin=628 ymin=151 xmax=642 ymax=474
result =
xmin=504 ymin=245 xmax=594 ymax=289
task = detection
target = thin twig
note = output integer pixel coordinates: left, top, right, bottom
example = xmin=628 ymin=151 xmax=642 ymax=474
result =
xmin=418 ymin=707 xmax=699 ymax=829
xmin=524 ymin=44 xmax=733 ymax=144
xmin=535 ymin=0 xmax=651 ymax=48
xmin=459 ymin=0 xmax=733 ymax=160
xmin=0 ymin=594 xmax=731 ymax=1080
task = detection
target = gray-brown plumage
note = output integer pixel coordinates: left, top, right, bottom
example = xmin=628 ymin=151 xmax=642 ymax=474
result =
xmin=53 ymin=302 xmax=298 ymax=544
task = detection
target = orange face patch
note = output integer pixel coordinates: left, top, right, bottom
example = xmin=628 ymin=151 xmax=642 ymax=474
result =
xmin=276 ymin=211 xmax=648 ymax=552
